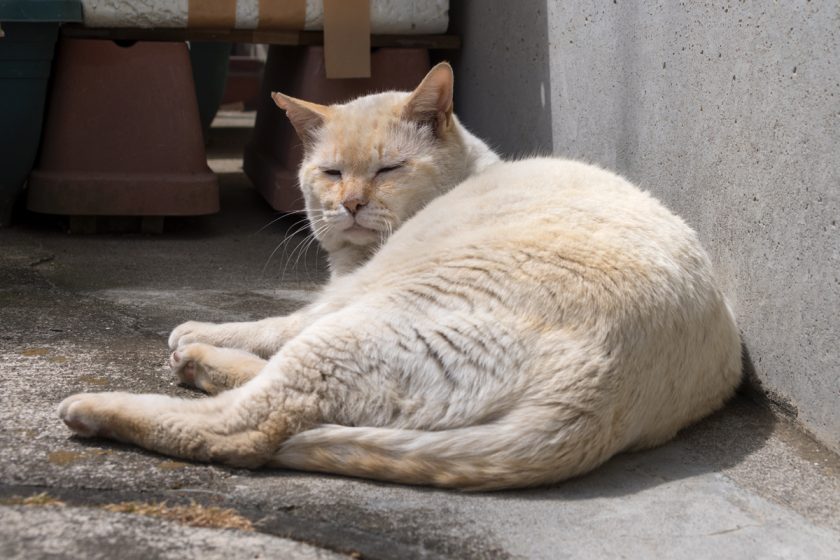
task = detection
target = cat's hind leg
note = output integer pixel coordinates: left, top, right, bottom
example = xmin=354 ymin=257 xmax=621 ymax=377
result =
xmin=58 ymin=389 xmax=276 ymax=467
xmin=170 ymin=343 xmax=267 ymax=395
xmin=58 ymin=353 xmax=319 ymax=467
xmin=58 ymin=315 xmax=382 ymax=466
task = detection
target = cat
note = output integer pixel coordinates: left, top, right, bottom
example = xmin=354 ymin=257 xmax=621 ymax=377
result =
xmin=58 ymin=63 xmax=742 ymax=490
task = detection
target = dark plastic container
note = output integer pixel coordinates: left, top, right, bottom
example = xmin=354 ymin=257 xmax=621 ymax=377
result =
xmin=0 ymin=0 xmax=82 ymax=226
xmin=189 ymin=41 xmax=232 ymax=140
xmin=243 ymin=46 xmax=431 ymax=212
xmin=222 ymin=55 xmax=265 ymax=110
xmin=27 ymin=38 xmax=219 ymax=218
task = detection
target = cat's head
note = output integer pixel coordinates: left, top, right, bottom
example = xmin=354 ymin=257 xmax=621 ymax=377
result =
xmin=272 ymin=63 xmax=473 ymax=253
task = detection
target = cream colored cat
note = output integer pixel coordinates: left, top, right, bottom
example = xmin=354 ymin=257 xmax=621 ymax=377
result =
xmin=58 ymin=63 xmax=742 ymax=490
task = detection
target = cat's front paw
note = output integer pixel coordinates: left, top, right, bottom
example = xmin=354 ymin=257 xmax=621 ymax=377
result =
xmin=168 ymin=321 xmax=218 ymax=350
xmin=169 ymin=344 xmax=218 ymax=394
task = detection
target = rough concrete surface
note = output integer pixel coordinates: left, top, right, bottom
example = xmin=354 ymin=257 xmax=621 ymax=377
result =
xmin=1 ymin=112 xmax=839 ymax=559
xmin=0 ymin=505 xmax=343 ymax=560
xmin=451 ymin=0 xmax=840 ymax=455
xmin=450 ymin=0 xmax=555 ymax=156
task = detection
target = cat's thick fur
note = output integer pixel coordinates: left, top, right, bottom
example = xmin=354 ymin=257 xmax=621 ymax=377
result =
xmin=58 ymin=63 xmax=742 ymax=490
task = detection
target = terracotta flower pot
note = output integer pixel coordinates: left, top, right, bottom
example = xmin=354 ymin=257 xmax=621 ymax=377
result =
xmin=27 ymin=38 xmax=219 ymax=219
xmin=243 ymin=46 xmax=430 ymax=212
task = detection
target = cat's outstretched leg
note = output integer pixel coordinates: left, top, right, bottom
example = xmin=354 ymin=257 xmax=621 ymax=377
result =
xmin=59 ymin=311 xmax=387 ymax=466
xmin=58 ymin=349 xmax=328 ymax=466
xmin=58 ymin=389 xmax=277 ymax=467
xmin=170 ymin=343 xmax=267 ymax=394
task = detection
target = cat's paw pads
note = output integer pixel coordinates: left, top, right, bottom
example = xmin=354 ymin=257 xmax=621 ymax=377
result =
xmin=58 ymin=394 xmax=110 ymax=438
xmin=169 ymin=350 xmax=197 ymax=384
xmin=169 ymin=344 xmax=217 ymax=394
xmin=168 ymin=321 xmax=216 ymax=350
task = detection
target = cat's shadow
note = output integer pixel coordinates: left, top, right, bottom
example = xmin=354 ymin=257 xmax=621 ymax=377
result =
xmin=66 ymin=344 xmax=775 ymax=502
xmin=483 ymin=343 xmax=776 ymax=501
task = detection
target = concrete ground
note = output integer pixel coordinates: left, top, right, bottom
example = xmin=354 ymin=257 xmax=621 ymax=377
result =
xmin=1 ymin=112 xmax=839 ymax=559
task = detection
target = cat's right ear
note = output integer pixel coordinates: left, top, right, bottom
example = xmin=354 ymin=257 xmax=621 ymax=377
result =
xmin=271 ymin=92 xmax=331 ymax=146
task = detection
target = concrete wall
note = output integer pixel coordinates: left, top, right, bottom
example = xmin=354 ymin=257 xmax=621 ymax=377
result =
xmin=451 ymin=1 xmax=840 ymax=452
xmin=449 ymin=0 xmax=554 ymax=155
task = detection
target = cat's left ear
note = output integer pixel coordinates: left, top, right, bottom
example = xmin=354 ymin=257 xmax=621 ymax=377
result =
xmin=271 ymin=92 xmax=332 ymax=146
xmin=402 ymin=62 xmax=454 ymax=135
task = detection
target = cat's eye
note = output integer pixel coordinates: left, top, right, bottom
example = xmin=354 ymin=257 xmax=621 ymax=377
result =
xmin=376 ymin=163 xmax=404 ymax=175
xmin=322 ymin=169 xmax=342 ymax=178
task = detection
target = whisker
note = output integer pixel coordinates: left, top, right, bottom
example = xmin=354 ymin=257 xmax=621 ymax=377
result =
xmin=263 ymin=205 xmax=395 ymax=281
xmin=254 ymin=208 xmax=325 ymax=236
xmin=262 ymin=219 xmax=319 ymax=275
xmin=254 ymin=213 xmax=288 ymax=235
xmin=282 ymin=222 xmax=329 ymax=281
xmin=293 ymin=226 xmax=329 ymax=282
xmin=298 ymin=228 xmax=325 ymax=281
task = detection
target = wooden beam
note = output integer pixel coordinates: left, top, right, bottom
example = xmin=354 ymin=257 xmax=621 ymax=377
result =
xmin=60 ymin=25 xmax=461 ymax=49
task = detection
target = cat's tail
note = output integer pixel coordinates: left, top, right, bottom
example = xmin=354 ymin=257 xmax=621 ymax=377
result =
xmin=270 ymin=410 xmax=613 ymax=491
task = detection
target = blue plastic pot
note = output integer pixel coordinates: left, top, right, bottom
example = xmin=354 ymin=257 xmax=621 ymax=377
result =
xmin=0 ymin=1 xmax=82 ymax=225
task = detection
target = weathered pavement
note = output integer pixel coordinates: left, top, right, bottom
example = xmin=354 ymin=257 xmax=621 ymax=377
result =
xmin=1 ymin=113 xmax=839 ymax=559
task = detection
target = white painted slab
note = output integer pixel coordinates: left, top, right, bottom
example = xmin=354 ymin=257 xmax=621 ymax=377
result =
xmin=80 ymin=0 xmax=449 ymax=33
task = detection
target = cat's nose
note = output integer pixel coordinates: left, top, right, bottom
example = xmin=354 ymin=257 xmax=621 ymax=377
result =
xmin=342 ymin=197 xmax=367 ymax=215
